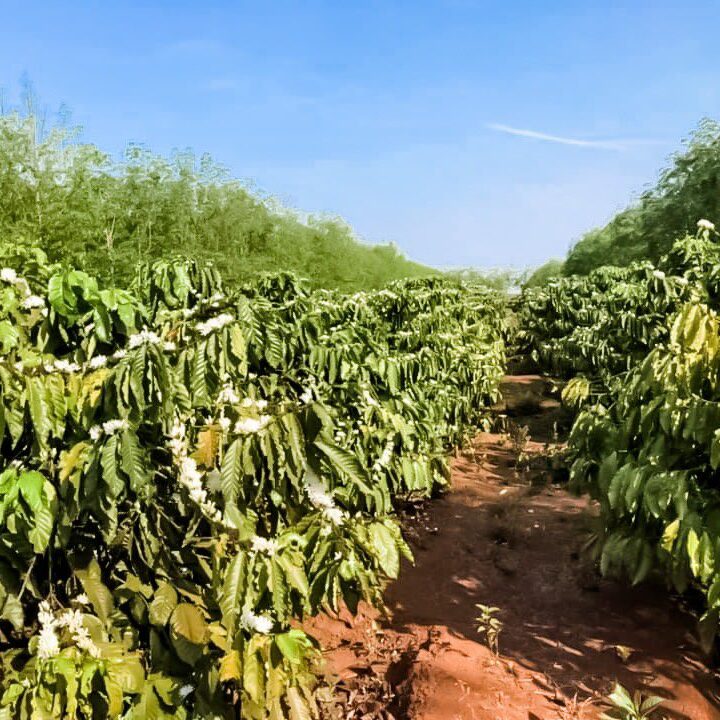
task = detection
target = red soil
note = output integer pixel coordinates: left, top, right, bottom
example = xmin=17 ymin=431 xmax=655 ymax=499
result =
xmin=309 ymin=377 xmax=720 ymax=720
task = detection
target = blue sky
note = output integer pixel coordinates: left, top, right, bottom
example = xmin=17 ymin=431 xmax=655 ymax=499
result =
xmin=2 ymin=1 xmax=720 ymax=269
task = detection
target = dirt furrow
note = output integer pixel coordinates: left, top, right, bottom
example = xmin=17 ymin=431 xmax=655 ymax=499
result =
xmin=310 ymin=376 xmax=720 ymax=719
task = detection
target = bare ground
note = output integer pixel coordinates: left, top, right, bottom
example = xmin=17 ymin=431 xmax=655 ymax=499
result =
xmin=308 ymin=376 xmax=720 ymax=720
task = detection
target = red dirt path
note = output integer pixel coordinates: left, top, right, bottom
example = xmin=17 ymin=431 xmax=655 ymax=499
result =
xmin=309 ymin=376 xmax=720 ymax=719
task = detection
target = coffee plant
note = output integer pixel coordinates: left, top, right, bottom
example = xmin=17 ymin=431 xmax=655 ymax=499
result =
xmin=0 ymin=253 xmax=506 ymax=719
xmin=519 ymin=221 xmax=720 ymax=646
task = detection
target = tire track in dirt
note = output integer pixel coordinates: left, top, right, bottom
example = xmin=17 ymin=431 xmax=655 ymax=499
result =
xmin=309 ymin=376 xmax=720 ymax=719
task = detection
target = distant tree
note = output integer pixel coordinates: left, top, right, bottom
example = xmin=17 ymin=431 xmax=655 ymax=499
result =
xmin=524 ymin=259 xmax=564 ymax=287
xmin=565 ymin=118 xmax=720 ymax=275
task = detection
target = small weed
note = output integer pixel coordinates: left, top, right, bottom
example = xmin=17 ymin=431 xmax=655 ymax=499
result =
xmin=600 ymin=683 xmax=664 ymax=720
xmin=475 ymin=604 xmax=503 ymax=654
xmin=507 ymin=421 xmax=530 ymax=469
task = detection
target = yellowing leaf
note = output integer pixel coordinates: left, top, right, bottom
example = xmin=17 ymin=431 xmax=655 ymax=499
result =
xmin=219 ymin=649 xmax=242 ymax=682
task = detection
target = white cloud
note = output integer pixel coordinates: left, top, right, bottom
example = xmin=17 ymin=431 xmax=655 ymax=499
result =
xmin=487 ymin=123 xmax=664 ymax=151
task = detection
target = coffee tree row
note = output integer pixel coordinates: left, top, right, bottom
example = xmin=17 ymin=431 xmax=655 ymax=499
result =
xmin=0 ymin=254 xmax=506 ymax=719
xmin=518 ymin=221 xmax=720 ymax=647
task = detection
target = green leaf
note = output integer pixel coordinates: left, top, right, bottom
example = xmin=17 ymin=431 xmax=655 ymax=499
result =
xmin=315 ymin=440 xmax=370 ymax=491
xmin=221 ymin=439 xmax=243 ymax=503
xmin=149 ymin=582 xmax=178 ymax=627
xmin=369 ymin=522 xmax=401 ymax=578
xmin=75 ymin=558 xmax=114 ymax=624
xmin=170 ymin=603 xmax=209 ymax=666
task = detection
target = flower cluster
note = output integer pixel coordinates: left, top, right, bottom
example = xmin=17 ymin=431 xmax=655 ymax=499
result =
xmin=239 ymin=608 xmax=274 ymax=635
xmin=234 ymin=415 xmax=272 ymax=434
xmin=128 ymin=329 xmax=162 ymax=349
xmin=88 ymin=355 xmax=108 ymax=369
xmin=22 ymin=295 xmax=45 ymax=310
xmin=0 ymin=268 xmax=18 ymax=284
xmin=168 ymin=417 xmax=222 ymax=523
xmin=181 ymin=292 xmax=226 ymax=320
xmin=698 ymin=218 xmax=715 ymax=231
xmin=1 ymin=268 xmax=46 ymax=317
xmin=45 ymin=358 xmax=81 ymax=374
xmin=89 ymin=418 xmax=129 ymax=441
xmin=217 ymin=383 xmax=240 ymax=405
xmin=240 ymin=397 xmax=268 ymax=410
xmin=304 ymin=472 xmax=346 ymax=525
xmin=372 ymin=442 xmax=394 ymax=472
xmin=250 ymin=535 xmax=280 ymax=556
xmin=196 ymin=313 xmax=234 ymax=336
xmin=36 ymin=599 xmax=100 ymax=661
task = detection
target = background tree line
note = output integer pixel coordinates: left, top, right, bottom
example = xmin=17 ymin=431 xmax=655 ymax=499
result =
xmin=528 ymin=118 xmax=720 ymax=284
xmin=0 ymin=93 xmax=434 ymax=291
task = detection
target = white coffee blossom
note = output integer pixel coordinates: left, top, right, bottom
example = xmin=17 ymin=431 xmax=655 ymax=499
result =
xmin=73 ymin=594 xmax=90 ymax=606
xmin=89 ymin=425 xmax=102 ymax=441
xmin=53 ymin=359 xmax=81 ymax=374
xmin=102 ymin=419 xmax=129 ymax=435
xmin=112 ymin=349 xmax=127 ymax=360
xmin=196 ymin=313 xmax=234 ymax=336
xmin=171 ymin=423 xmax=223 ymax=524
xmin=89 ymin=355 xmax=107 ymax=369
xmin=240 ymin=609 xmax=274 ymax=635
xmin=218 ymin=416 xmax=231 ymax=432
xmin=251 ymin=535 xmax=280 ymax=556
xmin=305 ymin=472 xmax=346 ymax=525
xmin=218 ymin=384 xmax=240 ymax=404
xmin=300 ymin=388 xmax=313 ymax=404
xmin=234 ymin=416 xmax=272 ymax=434
xmin=37 ymin=623 xmax=60 ymax=660
xmin=22 ymin=295 xmax=45 ymax=309
xmin=305 ymin=476 xmax=335 ymax=510
xmin=652 ymin=270 xmax=666 ymax=280
xmin=698 ymin=218 xmax=715 ymax=231
xmin=37 ymin=600 xmax=60 ymax=660
xmin=128 ymin=329 xmax=161 ymax=348
xmin=38 ymin=600 xmax=55 ymax=628
xmin=57 ymin=609 xmax=100 ymax=658
xmin=168 ymin=417 xmax=188 ymax=458
xmin=322 ymin=506 xmax=346 ymax=525
xmin=163 ymin=341 xmax=177 ymax=352
xmin=0 ymin=268 xmax=17 ymax=284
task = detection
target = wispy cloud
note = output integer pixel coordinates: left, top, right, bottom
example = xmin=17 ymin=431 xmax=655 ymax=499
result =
xmin=487 ymin=123 xmax=664 ymax=151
